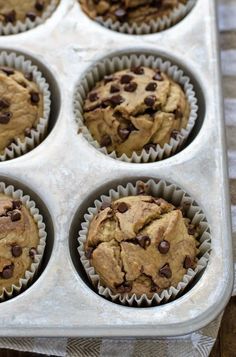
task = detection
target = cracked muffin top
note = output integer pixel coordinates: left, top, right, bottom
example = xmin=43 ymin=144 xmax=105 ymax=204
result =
xmin=0 ymin=0 xmax=58 ymax=24
xmin=0 ymin=194 xmax=40 ymax=294
xmin=79 ymin=0 xmax=188 ymax=25
xmin=85 ymin=195 xmax=199 ymax=298
xmin=83 ymin=66 xmax=189 ymax=157
xmin=0 ymin=66 xmax=43 ymax=155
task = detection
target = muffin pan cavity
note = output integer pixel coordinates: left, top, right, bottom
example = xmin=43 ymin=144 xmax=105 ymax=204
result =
xmin=70 ymin=177 xmax=211 ymax=307
xmin=74 ymin=49 xmax=205 ymax=163
xmin=0 ymin=48 xmax=61 ymax=162
xmin=0 ymin=175 xmax=54 ymax=302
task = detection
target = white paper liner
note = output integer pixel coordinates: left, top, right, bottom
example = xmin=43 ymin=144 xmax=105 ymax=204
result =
xmin=0 ymin=51 xmax=51 ymax=162
xmin=77 ymin=179 xmax=211 ymax=307
xmin=93 ymin=0 xmax=196 ymax=35
xmin=0 ymin=182 xmax=47 ymax=301
xmin=0 ymin=0 xmax=58 ymax=36
xmin=74 ymin=53 xmax=198 ymax=163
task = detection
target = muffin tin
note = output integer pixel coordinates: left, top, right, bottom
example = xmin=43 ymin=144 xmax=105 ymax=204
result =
xmin=0 ymin=0 xmax=233 ymax=337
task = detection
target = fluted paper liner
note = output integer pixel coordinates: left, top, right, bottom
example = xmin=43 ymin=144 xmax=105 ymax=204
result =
xmin=78 ymin=179 xmax=211 ymax=307
xmin=74 ymin=53 xmax=198 ymax=163
xmin=86 ymin=0 xmax=195 ymax=35
xmin=0 ymin=51 xmax=51 ymax=161
xmin=0 ymin=0 xmax=58 ymax=36
xmin=0 ymin=182 xmax=47 ymax=301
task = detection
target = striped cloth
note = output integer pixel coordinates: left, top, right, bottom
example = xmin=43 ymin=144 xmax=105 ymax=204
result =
xmin=0 ymin=1 xmax=234 ymax=356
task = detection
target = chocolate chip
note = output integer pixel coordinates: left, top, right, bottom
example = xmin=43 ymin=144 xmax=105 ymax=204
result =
xmin=0 ymin=112 xmax=12 ymax=124
xmin=88 ymin=92 xmax=99 ymax=102
xmin=104 ymin=75 xmax=113 ymax=84
xmin=136 ymin=235 xmax=151 ymax=249
xmin=109 ymin=95 xmax=124 ymax=106
xmin=114 ymin=8 xmax=127 ymax=21
xmin=131 ymin=66 xmax=144 ymax=75
xmin=120 ymin=74 xmax=133 ymax=84
xmin=110 ymin=84 xmax=120 ymax=93
xmin=101 ymin=201 xmax=111 ymax=210
xmin=25 ymin=72 xmax=33 ymax=81
xmin=30 ymin=91 xmax=40 ymax=104
xmin=2 ymin=265 xmax=14 ymax=279
xmin=124 ymin=82 xmax=137 ymax=92
xmin=118 ymin=127 xmax=130 ymax=141
xmin=159 ymin=263 xmax=172 ymax=279
xmin=100 ymin=134 xmax=111 ymax=147
xmin=0 ymin=67 xmax=14 ymax=76
xmin=12 ymin=245 xmax=22 ymax=258
xmin=153 ymin=71 xmax=163 ymax=81
xmin=184 ymin=255 xmax=194 ymax=269
xmin=117 ymin=202 xmax=128 ymax=213
xmin=150 ymin=282 xmax=159 ymax=293
xmin=188 ymin=224 xmax=196 ymax=236
xmin=0 ymin=99 xmax=10 ymax=109
xmin=12 ymin=200 xmax=22 ymax=210
xmin=144 ymin=143 xmax=156 ymax=151
xmin=158 ymin=240 xmax=170 ymax=254
xmin=144 ymin=95 xmax=156 ymax=107
xmin=127 ymin=122 xmax=136 ymax=132
xmin=171 ymin=130 xmax=179 ymax=139
xmin=146 ymin=82 xmax=157 ymax=91
xmin=85 ymin=247 xmax=94 ymax=259
xmin=29 ymin=247 xmax=37 ymax=259
xmin=26 ymin=12 xmax=37 ymax=21
xmin=174 ymin=107 xmax=183 ymax=119
xmin=10 ymin=210 xmax=21 ymax=222
xmin=35 ymin=0 xmax=45 ymax=11
xmin=24 ymin=128 xmax=32 ymax=137
xmin=116 ymin=282 xmax=132 ymax=293
xmin=4 ymin=10 xmax=16 ymax=23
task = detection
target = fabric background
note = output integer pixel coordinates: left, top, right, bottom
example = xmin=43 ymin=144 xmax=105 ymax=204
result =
xmin=0 ymin=0 xmax=234 ymax=356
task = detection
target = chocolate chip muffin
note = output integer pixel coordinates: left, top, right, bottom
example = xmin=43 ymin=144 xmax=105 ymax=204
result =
xmin=0 ymin=66 xmax=43 ymax=155
xmin=0 ymin=0 xmax=58 ymax=24
xmin=0 ymin=194 xmax=40 ymax=294
xmin=80 ymin=0 xmax=188 ymax=25
xmin=84 ymin=195 xmax=199 ymax=298
xmin=83 ymin=66 xmax=189 ymax=157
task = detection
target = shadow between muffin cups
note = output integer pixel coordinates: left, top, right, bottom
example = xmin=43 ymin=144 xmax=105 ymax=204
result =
xmin=0 ymin=182 xmax=47 ymax=302
xmin=0 ymin=0 xmax=59 ymax=36
xmin=77 ymin=179 xmax=211 ymax=307
xmin=74 ymin=53 xmax=198 ymax=163
xmin=79 ymin=0 xmax=196 ymax=35
xmin=0 ymin=51 xmax=51 ymax=162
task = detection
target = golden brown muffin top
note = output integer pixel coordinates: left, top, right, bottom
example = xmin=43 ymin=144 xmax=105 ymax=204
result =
xmin=0 ymin=67 xmax=44 ymax=155
xmin=85 ymin=195 xmax=199 ymax=298
xmin=0 ymin=194 xmax=40 ymax=294
xmin=0 ymin=0 xmax=58 ymax=24
xmin=80 ymin=0 xmax=188 ymax=25
xmin=84 ymin=66 xmax=189 ymax=157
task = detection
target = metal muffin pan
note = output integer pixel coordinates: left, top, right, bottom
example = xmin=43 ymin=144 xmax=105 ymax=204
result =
xmin=0 ymin=0 xmax=233 ymax=337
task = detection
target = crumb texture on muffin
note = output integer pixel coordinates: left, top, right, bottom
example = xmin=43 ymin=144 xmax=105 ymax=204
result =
xmin=0 ymin=193 xmax=40 ymax=294
xmin=0 ymin=0 xmax=58 ymax=24
xmin=85 ymin=195 xmax=199 ymax=298
xmin=0 ymin=67 xmax=43 ymax=155
xmin=84 ymin=66 xmax=189 ymax=157
xmin=80 ymin=0 xmax=188 ymax=25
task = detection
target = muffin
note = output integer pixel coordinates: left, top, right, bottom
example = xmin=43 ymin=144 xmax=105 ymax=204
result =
xmin=83 ymin=66 xmax=190 ymax=157
xmin=0 ymin=193 xmax=40 ymax=294
xmin=84 ymin=195 xmax=199 ymax=298
xmin=0 ymin=66 xmax=44 ymax=156
xmin=80 ymin=0 xmax=188 ymax=26
xmin=0 ymin=0 xmax=58 ymax=24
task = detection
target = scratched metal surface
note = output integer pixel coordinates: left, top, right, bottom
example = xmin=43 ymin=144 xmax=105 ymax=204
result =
xmin=0 ymin=0 xmax=233 ymax=337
